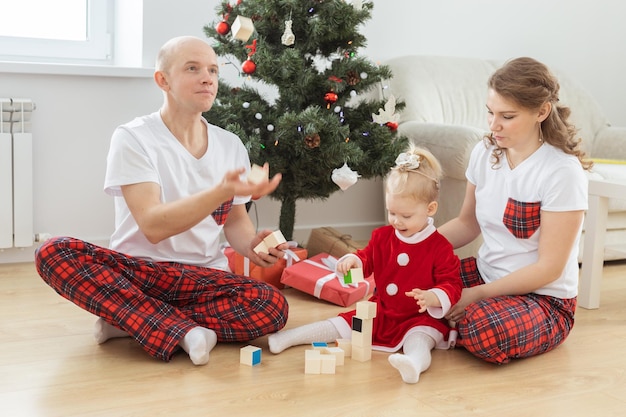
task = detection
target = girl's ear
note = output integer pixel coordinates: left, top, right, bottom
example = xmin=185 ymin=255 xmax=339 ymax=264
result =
xmin=427 ymin=201 xmax=438 ymax=216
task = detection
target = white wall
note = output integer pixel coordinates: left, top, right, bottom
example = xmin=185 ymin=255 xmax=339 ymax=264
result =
xmin=1 ymin=0 xmax=624 ymax=263
xmin=363 ymin=0 xmax=626 ymax=126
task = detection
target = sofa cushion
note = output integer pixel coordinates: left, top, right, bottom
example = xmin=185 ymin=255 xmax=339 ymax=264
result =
xmin=587 ymin=163 xmax=626 ymax=211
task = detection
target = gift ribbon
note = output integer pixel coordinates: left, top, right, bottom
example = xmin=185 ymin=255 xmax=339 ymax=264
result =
xmin=304 ymin=255 xmax=371 ymax=299
xmin=243 ymin=241 xmax=302 ymax=276
xmin=303 ymin=256 xmax=339 ymax=298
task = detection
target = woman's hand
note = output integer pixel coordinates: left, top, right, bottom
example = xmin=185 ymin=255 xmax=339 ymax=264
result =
xmin=446 ymin=287 xmax=481 ymax=322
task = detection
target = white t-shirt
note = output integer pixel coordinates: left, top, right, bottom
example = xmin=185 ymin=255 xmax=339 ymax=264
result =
xmin=104 ymin=111 xmax=250 ymax=270
xmin=467 ymin=141 xmax=588 ymax=298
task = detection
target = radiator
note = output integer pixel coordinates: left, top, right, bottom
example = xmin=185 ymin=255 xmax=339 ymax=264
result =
xmin=1 ymin=98 xmax=35 ymax=249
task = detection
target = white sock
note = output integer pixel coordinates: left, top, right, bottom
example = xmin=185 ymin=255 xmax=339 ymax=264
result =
xmin=94 ymin=318 xmax=130 ymax=344
xmin=388 ymin=332 xmax=435 ymax=384
xmin=179 ymin=327 xmax=218 ymax=366
xmin=268 ymin=320 xmax=340 ymax=354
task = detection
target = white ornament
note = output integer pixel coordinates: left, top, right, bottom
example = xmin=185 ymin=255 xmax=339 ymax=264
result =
xmin=255 ymin=112 xmax=262 ymax=120
xmin=372 ymin=94 xmax=400 ymax=124
xmin=386 ymin=283 xmax=398 ymax=296
xmin=267 ymin=124 xmax=275 ymax=132
xmin=397 ymin=252 xmax=409 ymax=266
xmin=243 ymin=102 xmax=250 ymax=108
xmin=351 ymin=0 xmax=363 ymax=10
xmin=331 ymin=162 xmax=360 ymax=191
xmin=281 ymin=20 xmax=295 ymax=46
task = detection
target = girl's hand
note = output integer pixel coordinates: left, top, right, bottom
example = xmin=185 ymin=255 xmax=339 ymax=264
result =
xmin=406 ymin=288 xmax=440 ymax=313
xmin=336 ymin=258 xmax=359 ymax=276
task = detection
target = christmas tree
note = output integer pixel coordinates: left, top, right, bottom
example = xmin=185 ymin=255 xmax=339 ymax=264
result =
xmin=203 ymin=0 xmax=407 ymax=240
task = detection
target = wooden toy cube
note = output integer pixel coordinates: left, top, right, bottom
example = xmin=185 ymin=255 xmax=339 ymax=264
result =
xmin=264 ymin=230 xmax=286 ymax=248
xmin=320 ymin=354 xmax=336 ymax=374
xmin=253 ymin=240 xmax=269 ymax=254
xmin=324 ymin=347 xmax=345 ymax=366
xmin=247 ymin=163 xmax=267 ymax=184
xmin=312 ymin=342 xmax=328 ymax=350
xmin=232 ymin=15 xmax=255 ymax=41
xmin=336 ymin=339 xmax=352 ymax=357
xmin=351 ymin=345 xmax=372 ymax=362
xmin=355 ymin=300 xmax=377 ymax=319
xmin=305 ymin=349 xmax=321 ymax=374
xmin=240 ymin=345 xmax=262 ymax=366
xmin=344 ymin=268 xmax=364 ymax=284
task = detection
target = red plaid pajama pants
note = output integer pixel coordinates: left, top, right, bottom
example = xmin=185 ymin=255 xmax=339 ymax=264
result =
xmin=456 ymin=257 xmax=576 ymax=364
xmin=35 ymin=236 xmax=289 ymax=362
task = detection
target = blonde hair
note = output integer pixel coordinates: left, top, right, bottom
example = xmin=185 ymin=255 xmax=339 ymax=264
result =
xmin=386 ymin=145 xmax=443 ymax=203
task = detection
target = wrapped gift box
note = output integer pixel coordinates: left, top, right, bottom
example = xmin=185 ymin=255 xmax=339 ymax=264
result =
xmin=280 ymin=253 xmax=375 ymax=307
xmin=305 ymin=227 xmax=366 ymax=258
xmin=224 ymin=244 xmax=307 ymax=289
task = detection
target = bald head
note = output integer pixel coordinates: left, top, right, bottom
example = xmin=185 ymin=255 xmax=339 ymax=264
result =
xmin=155 ymin=36 xmax=215 ymax=73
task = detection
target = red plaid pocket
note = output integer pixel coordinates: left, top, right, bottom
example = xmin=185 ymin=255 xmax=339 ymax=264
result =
xmin=502 ymin=198 xmax=541 ymax=239
xmin=211 ymin=198 xmax=233 ymax=226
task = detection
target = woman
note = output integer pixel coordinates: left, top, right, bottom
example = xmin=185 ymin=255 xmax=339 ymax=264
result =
xmin=440 ymin=57 xmax=592 ymax=364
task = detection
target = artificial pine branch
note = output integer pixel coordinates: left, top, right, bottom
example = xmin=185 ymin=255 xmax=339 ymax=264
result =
xmin=203 ymin=0 xmax=407 ymax=240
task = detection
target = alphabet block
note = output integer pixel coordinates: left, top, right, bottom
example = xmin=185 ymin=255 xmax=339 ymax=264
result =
xmin=240 ymin=345 xmax=262 ymax=366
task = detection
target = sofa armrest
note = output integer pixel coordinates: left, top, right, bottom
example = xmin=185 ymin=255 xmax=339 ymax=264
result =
xmin=591 ymin=126 xmax=626 ymax=160
xmin=397 ymin=122 xmax=486 ymax=180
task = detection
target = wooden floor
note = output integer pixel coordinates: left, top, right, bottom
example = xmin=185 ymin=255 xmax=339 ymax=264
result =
xmin=1 ymin=260 xmax=626 ymax=417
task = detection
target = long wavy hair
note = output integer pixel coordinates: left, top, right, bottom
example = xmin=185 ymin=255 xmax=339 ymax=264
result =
xmin=485 ymin=57 xmax=593 ymax=170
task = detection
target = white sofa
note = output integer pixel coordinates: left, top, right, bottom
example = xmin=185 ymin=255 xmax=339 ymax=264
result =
xmin=381 ymin=55 xmax=626 ymax=260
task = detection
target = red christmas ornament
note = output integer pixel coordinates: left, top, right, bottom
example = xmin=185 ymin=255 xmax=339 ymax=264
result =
xmin=216 ymin=20 xmax=230 ymax=36
xmin=242 ymin=59 xmax=257 ymax=74
xmin=385 ymin=121 xmax=399 ymax=131
xmin=324 ymin=91 xmax=338 ymax=108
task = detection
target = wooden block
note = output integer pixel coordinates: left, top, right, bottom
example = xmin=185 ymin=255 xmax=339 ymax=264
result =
xmin=336 ymin=339 xmax=352 ymax=357
xmin=351 ymin=345 xmax=371 ymax=362
xmin=351 ymin=329 xmax=372 ymax=349
xmin=355 ymin=300 xmax=377 ymax=319
xmin=253 ymin=240 xmax=269 ymax=254
xmin=264 ymin=230 xmax=286 ymax=248
xmin=324 ymin=347 xmax=345 ymax=366
xmin=240 ymin=345 xmax=262 ymax=366
xmin=320 ymin=354 xmax=336 ymax=374
xmin=345 ymin=268 xmax=364 ymax=285
xmin=247 ymin=164 xmax=267 ymax=184
xmin=232 ymin=15 xmax=255 ymax=41
xmin=351 ymin=317 xmax=373 ymax=348
xmin=312 ymin=342 xmax=328 ymax=350
xmin=305 ymin=349 xmax=321 ymax=374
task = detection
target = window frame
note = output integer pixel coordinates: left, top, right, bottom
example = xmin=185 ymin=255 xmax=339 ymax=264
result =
xmin=0 ymin=0 xmax=113 ymax=65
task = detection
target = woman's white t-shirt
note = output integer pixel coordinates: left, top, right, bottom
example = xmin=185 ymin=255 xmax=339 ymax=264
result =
xmin=104 ymin=111 xmax=250 ymax=270
xmin=467 ymin=141 xmax=588 ymax=299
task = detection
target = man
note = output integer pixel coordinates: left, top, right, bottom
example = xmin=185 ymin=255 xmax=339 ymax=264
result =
xmin=35 ymin=36 xmax=289 ymax=365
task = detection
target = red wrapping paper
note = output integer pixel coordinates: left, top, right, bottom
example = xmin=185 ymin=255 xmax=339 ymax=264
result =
xmin=224 ymin=245 xmax=307 ymax=289
xmin=280 ymin=253 xmax=375 ymax=307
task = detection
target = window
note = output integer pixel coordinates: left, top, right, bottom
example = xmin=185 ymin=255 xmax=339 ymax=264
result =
xmin=0 ymin=0 xmax=112 ymax=64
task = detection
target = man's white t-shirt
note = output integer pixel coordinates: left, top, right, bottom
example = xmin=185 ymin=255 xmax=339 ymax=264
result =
xmin=467 ymin=141 xmax=588 ymax=299
xmin=104 ymin=111 xmax=250 ymax=270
